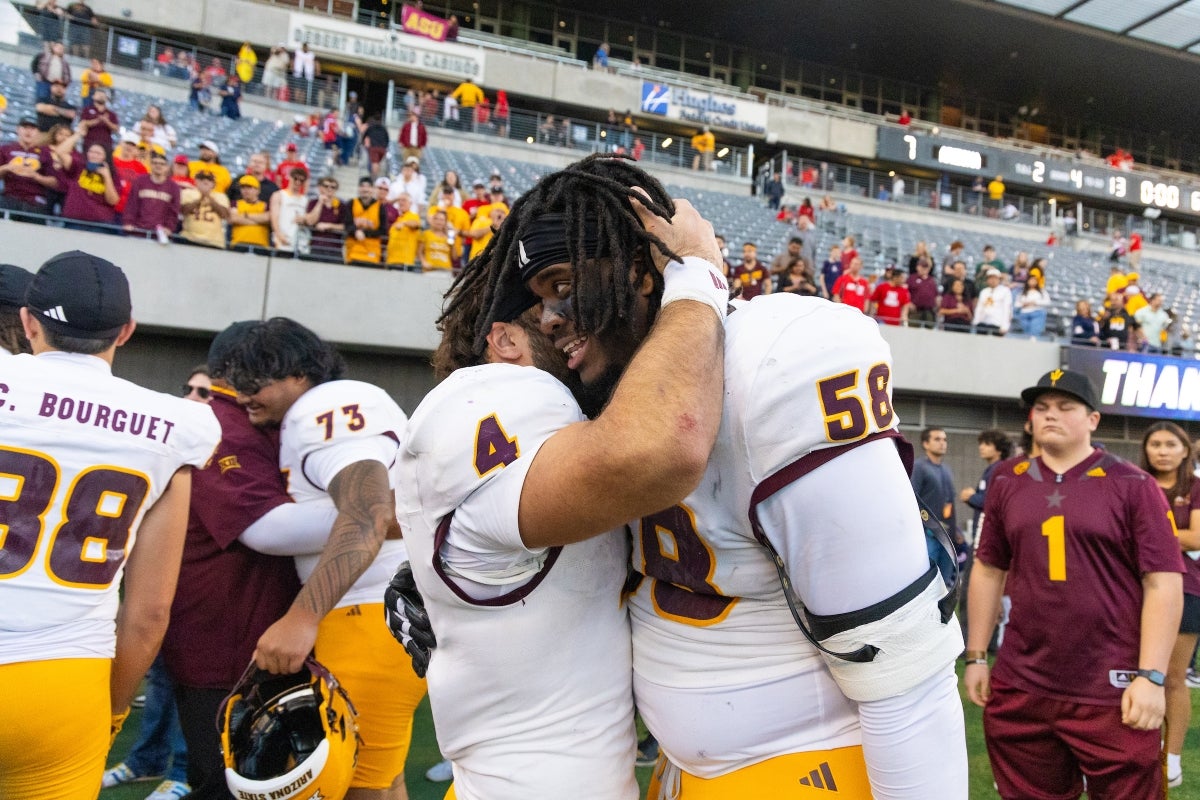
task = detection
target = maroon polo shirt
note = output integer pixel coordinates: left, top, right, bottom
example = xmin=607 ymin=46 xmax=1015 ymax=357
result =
xmin=161 ymin=388 xmax=301 ymax=690
xmin=123 ymin=174 xmax=182 ymax=233
xmin=0 ymin=142 xmax=52 ymax=207
xmin=977 ymin=449 xmax=1184 ymax=705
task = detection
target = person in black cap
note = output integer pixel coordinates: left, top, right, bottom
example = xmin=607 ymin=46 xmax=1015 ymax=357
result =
xmin=965 ymin=368 xmax=1184 ymax=800
xmin=0 ymin=251 xmax=220 ymax=800
xmin=0 ymin=264 xmax=34 ymax=355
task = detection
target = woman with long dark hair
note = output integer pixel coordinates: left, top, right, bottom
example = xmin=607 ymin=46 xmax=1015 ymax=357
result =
xmin=1141 ymin=421 xmax=1200 ymax=788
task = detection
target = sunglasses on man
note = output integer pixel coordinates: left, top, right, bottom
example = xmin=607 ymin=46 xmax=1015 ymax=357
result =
xmin=181 ymin=384 xmax=212 ymax=400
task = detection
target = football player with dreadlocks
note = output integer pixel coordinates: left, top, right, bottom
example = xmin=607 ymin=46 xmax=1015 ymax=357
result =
xmin=476 ymin=155 xmax=968 ymax=799
xmin=390 ymin=185 xmax=729 ymax=799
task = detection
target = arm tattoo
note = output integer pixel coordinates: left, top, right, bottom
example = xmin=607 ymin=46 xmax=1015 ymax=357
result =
xmin=295 ymin=460 xmax=393 ymax=618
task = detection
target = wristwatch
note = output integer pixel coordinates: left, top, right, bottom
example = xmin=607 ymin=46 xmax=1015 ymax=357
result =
xmin=1136 ymin=669 xmax=1166 ymax=687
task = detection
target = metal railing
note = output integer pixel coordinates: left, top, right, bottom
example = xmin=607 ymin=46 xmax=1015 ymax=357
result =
xmin=389 ymin=91 xmax=753 ymax=179
xmin=13 ymin=4 xmax=332 ymax=109
xmin=757 ymin=151 xmax=1200 ymax=253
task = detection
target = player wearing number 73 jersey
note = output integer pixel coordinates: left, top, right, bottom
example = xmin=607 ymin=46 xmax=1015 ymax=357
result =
xmin=223 ymin=317 xmax=424 ymax=798
xmin=0 ymin=252 xmax=220 ymax=800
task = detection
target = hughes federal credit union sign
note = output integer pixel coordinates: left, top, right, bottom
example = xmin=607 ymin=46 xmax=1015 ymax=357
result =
xmin=639 ymin=82 xmax=767 ymax=135
xmin=288 ymin=13 xmax=484 ymax=82
xmin=1067 ymin=347 xmax=1200 ymax=421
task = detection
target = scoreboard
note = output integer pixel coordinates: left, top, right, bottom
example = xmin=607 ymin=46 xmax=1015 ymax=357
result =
xmin=877 ymin=128 xmax=1200 ymax=215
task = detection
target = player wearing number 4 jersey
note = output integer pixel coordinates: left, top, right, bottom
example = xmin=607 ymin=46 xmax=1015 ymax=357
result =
xmin=222 ymin=318 xmax=424 ymax=799
xmin=479 ymin=156 xmax=967 ymax=799
xmin=967 ymin=369 xmax=1183 ymax=800
xmin=0 ymin=252 xmax=220 ymax=800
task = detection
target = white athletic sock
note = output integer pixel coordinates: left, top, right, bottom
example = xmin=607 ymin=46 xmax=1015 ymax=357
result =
xmin=1169 ymin=752 xmax=1182 ymax=776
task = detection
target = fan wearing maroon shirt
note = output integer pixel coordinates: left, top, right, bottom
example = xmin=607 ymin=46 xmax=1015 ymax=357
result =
xmin=966 ymin=369 xmax=1184 ymax=800
xmin=123 ymin=149 xmax=181 ymax=237
xmin=51 ymin=130 xmax=119 ymax=229
xmin=731 ymin=242 xmax=770 ymax=299
xmin=160 ymin=323 xmax=334 ymax=800
xmin=0 ymin=118 xmax=57 ymax=217
xmin=831 ymin=255 xmax=871 ymax=312
xmin=77 ymin=89 xmax=118 ymax=154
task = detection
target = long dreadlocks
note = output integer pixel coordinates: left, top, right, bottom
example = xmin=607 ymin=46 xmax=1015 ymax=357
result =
xmin=439 ymin=154 xmax=683 ymax=358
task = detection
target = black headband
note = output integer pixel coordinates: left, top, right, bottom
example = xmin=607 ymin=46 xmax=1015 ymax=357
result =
xmin=516 ymin=213 xmax=603 ymax=282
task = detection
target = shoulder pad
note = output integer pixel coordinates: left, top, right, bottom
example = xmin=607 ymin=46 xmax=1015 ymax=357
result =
xmin=405 ymin=365 xmax=583 ymax=505
xmin=283 ymin=380 xmax=407 ymax=459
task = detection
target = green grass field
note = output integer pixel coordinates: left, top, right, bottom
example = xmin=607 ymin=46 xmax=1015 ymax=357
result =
xmin=102 ymin=667 xmax=1200 ymax=799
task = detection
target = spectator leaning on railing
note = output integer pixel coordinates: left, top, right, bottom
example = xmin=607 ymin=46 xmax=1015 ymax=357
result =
xmin=385 ymin=193 xmax=422 ymax=270
xmin=179 ymin=170 xmax=230 ymax=249
xmin=0 ymin=117 xmax=57 ymax=218
xmin=123 ymin=148 xmax=181 ymax=239
xmin=228 ymin=176 xmax=271 ymax=253
xmin=908 ymin=258 xmax=940 ymax=329
xmin=973 ymin=268 xmax=1013 ymax=336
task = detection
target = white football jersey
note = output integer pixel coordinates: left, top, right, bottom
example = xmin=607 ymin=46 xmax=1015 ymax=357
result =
xmin=0 ymin=352 xmax=219 ymax=665
xmin=278 ymin=380 xmax=407 ymax=608
xmin=630 ymin=294 xmax=901 ymax=777
xmin=397 ymin=364 xmax=637 ymax=800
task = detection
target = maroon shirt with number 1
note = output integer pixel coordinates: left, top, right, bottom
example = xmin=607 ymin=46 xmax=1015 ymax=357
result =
xmin=977 ymin=449 xmax=1183 ymax=705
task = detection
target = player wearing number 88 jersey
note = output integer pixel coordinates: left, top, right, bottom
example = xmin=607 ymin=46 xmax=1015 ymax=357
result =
xmin=222 ymin=318 xmax=424 ymax=798
xmin=0 ymin=251 xmax=220 ymax=800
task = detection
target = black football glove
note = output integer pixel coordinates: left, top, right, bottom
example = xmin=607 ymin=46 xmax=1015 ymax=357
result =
xmin=384 ymin=561 xmax=436 ymax=678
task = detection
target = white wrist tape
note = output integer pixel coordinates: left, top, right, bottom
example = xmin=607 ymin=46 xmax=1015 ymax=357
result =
xmin=661 ymin=256 xmax=730 ymax=321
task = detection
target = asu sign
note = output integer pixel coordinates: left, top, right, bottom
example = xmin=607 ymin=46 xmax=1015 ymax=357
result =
xmin=288 ymin=13 xmax=484 ymax=81
xmin=1066 ymin=347 xmax=1200 ymax=421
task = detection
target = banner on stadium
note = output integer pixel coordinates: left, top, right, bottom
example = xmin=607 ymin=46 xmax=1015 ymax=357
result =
xmin=400 ymin=5 xmax=450 ymax=43
xmin=288 ymin=13 xmax=483 ymax=82
xmin=638 ymin=81 xmax=767 ymax=136
xmin=1064 ymin=346 xmax=1200 ymax=421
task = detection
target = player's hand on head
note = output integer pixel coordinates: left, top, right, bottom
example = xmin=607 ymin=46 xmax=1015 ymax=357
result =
xmin=629 ymin=187 xmax=721 ymax=272
xmin=253 ymin=607 xmax=320 ymax=674
xmin=1120 ymin=678 xmax=1166 ymax=730
xmin=384 ymin=561 xmax=436 ymax=678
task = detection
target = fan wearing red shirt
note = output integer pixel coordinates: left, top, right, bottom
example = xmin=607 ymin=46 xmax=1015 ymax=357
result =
xmin=831 ymin=255 xmax=871 ymax=312
xmin=1128 ymin=231 xmax=1143 ymax=270
xmin=966 ymin=370 xmax=1183 ymax=800
xmin=276 ymin=143 xmax=309 ymax=190
xmin=111 ymin=134 xmax=148 ymax=215
xmin=868 ymin=269 xmax=911 ymax=326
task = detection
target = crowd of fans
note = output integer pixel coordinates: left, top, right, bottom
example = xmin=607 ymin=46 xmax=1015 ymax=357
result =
xmin=735 ymin=206 xmax=1189 ymax=352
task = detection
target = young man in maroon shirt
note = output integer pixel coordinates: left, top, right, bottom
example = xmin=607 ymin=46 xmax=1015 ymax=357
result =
xmin=123 ymin=149 xmax=181 ymax=237
xmin=966 ymin=369 xmax=1184 ymax=800
xmin=160 ymin=324 xmax=324 ymax=800
xmin=0 ymin=118 xmax=57 ymax=218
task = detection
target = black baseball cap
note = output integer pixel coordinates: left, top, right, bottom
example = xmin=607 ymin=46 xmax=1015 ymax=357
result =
xmin=0 ymin=264 xmax=34 ymax=311
xmin=1020 ymin=369 xmax=1099 ymax=411
xmin=26 ymin=251 xmax=132 ymax=339
xmin=17 ymin=116 xmax=37 ymax=128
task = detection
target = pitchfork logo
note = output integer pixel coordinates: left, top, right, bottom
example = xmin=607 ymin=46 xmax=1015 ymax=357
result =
xmin=641 ymin=82 xmax=671 ymax=116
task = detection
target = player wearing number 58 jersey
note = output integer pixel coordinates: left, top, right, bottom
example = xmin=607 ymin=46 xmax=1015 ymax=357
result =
xmin=968 ymin=369 xmax=1184 ymax=800
xmin=222 ymin=317 xmax=424 ymax=798
xmin=484 ymin=156 xmax=967 ymax=798
xmin=0 ymin=252 xmax=220 ymax=800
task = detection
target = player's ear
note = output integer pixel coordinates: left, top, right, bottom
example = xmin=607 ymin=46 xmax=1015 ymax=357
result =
xmin=18 ymin=307 xmax=38 ymax=342
xmin=485 ymin=321 xmax=523 ymax=364
xmin=114 ymin=319 xmax=137 ymax=348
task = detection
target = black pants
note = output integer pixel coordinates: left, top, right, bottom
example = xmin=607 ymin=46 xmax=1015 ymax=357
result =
xmin=174 ymin=684 xmax=236 ymax=800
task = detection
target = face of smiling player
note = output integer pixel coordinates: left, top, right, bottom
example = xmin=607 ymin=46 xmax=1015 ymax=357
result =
xmin=527 ymin=260 xmax=651 ymax=416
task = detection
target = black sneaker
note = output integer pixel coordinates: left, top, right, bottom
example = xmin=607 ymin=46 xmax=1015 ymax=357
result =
xmin=635 ymin=734 xmax=659 ymax=768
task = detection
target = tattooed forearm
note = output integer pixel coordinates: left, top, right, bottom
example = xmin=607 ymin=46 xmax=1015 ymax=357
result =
xmin=294 ymin=459 xmax=394 ymax=618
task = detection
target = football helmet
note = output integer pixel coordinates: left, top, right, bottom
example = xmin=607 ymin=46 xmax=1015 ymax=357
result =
xmin=220 ymin=658 xmax=359 ymax=800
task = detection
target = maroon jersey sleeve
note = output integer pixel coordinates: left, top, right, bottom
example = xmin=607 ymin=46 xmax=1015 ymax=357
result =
xmin=1128 ymin=472 xmax=1186 ymax=576
xmin=190 ymin=393 xmax=290 ymax=549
